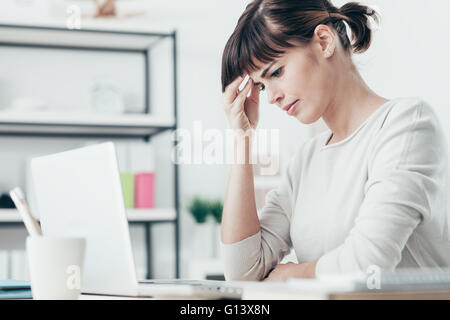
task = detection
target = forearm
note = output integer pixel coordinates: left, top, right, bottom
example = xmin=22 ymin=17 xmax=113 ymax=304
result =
xmin=297 ymin=261 xmax=317 ymax=278
xmin=221 ymin=133 xmax=260 ymax=244
xmin=264 ymin=260 xmax=318 ymax=281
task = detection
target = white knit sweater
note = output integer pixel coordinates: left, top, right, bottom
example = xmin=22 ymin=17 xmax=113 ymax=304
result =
xmin=221 ymin=97 xmax=450 ymax=280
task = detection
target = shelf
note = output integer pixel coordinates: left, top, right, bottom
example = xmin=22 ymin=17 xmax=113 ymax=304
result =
xmin=0 ymin=111 xmax=175 ymax=139
xmin=126 ymin=208 xmax=176 ymax=222
xmin=0 ymin=19 xmax=180 ymax=278
xmin=0 ymin=18 xmax=174 ymax=52
xmin=0 ymin=208 xmax=176 ymax=223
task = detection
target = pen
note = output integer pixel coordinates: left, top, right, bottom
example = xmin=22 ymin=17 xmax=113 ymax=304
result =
xmin=9 ymin=187 xmax=42 ymax=237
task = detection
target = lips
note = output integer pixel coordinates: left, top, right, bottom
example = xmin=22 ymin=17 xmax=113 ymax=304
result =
xmin=283 ymin=100 xmax=300 ymax=111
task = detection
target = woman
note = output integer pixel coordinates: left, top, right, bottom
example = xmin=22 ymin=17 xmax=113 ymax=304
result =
xmin=220 ymin=0 xmax=450 ymax=281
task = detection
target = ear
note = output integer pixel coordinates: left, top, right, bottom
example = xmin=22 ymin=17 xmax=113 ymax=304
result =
xmin=312 ymin=24 xmax=336 ymax=58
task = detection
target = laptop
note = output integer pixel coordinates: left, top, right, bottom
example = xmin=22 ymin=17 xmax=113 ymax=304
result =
xmin=30 ymin=142 xmax=242 ymax=299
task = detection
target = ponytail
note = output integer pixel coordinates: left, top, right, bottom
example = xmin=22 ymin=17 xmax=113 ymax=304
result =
xmin=338 ymin=2 xmax=380 ymax=54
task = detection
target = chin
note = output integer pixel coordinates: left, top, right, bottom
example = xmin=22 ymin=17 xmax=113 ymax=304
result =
xmin=297 ymin=116 xmax=315 ymax=125
xmin=294 ymin=107 xmax=320 ymax=125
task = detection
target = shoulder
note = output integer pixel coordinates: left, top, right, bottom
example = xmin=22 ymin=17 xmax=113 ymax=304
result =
xmin=369 ymin=97 xmax=447 ymax=168
xmin=380 ymin=97 xmax=438 ymax=131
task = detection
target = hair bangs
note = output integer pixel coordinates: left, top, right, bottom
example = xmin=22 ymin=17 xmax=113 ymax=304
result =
xmin=222 ymin=0 xmax=378 ymax=92
xmin=221 ymin=14 xmax=292 ymax=92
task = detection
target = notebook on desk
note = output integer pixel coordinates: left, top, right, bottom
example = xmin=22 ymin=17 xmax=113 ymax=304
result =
xmin=0 ymin=280 xmax=32 ymax=299
xmin=242 ymin=268 xmax=450 ymax=299
xmin=365 ymin=267 xmax=450 ymax=291
xmin=30 ymin=142 xmax=242 ymax=299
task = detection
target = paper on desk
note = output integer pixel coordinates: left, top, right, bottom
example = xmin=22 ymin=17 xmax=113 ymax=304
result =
xmin=241 ymin=282 xmax=327 ymax=300
xmin=287 ymin=276 xmax=362 ymax=292
xmin=240 ymin=276 xmax=364 ymax=300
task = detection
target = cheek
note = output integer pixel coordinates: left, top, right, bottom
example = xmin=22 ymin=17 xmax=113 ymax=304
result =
xmin=293 ymin=79 xmax=328 ymax=124
xmin=283 ymin=58 xmax=330 ymax=123
xmin=282 ymin=68 xmax=309 ymax=97
xmin=286 ymin=60 xmax=320 ymax=98
xmin=298 ymin=62 xmax=331 ymax=107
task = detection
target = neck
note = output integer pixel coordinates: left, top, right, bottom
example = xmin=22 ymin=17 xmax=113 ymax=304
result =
xmin=322 ymin=63 xmax=388 ymax=142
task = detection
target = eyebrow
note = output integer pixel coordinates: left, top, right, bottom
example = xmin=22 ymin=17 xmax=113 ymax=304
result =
xmin=260 ymin=61 xmax=277 ymax=79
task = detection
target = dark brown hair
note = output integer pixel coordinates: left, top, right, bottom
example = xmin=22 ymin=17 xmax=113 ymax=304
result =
xmin=221 ymin=0 xmax=379 ymax=92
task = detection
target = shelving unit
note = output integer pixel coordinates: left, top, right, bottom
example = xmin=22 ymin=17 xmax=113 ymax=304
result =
xmin=0 ymin=112 xmax=175 ymax=138
xmin=0 ymin=208 xmax=176 ymax=223
xmin=0 ymin=20 xmax=180 ymax=279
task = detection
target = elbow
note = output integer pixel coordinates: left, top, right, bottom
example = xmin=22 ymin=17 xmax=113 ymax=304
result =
xmin=220 ymin=230 xmax=273 ymax=281
xmin=223 ymin=261 xmax=266 ymax=282
xmin=224 ymin=271 xmax=259 ymax=282
xmin=222 ymin=248 xmax=267 ymax=281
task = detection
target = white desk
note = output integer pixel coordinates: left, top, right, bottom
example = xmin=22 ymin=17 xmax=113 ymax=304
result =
xmin=78 ymin=288 xmax=450 ymax=300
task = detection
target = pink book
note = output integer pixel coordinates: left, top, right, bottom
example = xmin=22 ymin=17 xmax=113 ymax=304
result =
xmin=134 ymin=172 xmax=155 ymax=208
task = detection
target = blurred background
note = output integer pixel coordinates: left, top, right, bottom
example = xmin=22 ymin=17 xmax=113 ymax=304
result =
xmin=0 ymin=0 xmax=448 ymax=281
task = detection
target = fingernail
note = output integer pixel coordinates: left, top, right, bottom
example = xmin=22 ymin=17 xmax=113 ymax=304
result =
xmin=238 ymin=75 xmax=250 ymax=91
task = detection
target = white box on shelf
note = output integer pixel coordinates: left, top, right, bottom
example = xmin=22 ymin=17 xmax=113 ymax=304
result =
xmin=0 ymin=250 xmax=8 ymax=279
xmin=10 ymin=250 xmax=29 ymax=281
xmin=130 ymin=142 xmax=155 ymax=172
xmin=115 ymin=143 xmax=132 ymax=172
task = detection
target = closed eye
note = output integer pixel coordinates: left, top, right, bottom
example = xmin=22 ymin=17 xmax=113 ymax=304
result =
xmin=271 ymin=67 xmax=283 ymax=78
xmin=254 ymin=67 xmax=283 ymax=92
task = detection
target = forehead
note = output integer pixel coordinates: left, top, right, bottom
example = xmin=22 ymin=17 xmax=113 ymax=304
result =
xmin=248 ymin=60 xmax=266 ymax=77
xmin=248 ymin=46 xmax=311 ymax=79
xmin=247 ymin=56 xmax=280 ymax=80
xmin=246 ymin=48 xmax=289 ymax=79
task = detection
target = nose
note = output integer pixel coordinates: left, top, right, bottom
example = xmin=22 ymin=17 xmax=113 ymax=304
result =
xmin=266 ymin=86 xmax=283 ymax=106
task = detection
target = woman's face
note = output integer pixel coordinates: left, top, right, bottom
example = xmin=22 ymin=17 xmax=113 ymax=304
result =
xmin=250 ymin=44 xmax=336 ymax=124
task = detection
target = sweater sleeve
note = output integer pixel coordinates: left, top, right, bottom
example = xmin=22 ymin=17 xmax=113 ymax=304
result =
xmin=316 ymin=100 xmax=446 ymax=277
xmin=221 ymin=152 xmax=299 ymax=281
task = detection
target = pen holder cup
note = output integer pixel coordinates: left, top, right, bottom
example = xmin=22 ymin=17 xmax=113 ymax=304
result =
xmin=26 ymin=236 xmax=86 ymax=300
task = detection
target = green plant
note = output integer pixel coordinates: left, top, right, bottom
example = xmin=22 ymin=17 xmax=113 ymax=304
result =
xmin=187 ymin=197 xmax=210 ymax=224
xmin=209 ymin=200 xmax=223 ymax=224
xmin=187 ymin=197 xmax=224 ymax=224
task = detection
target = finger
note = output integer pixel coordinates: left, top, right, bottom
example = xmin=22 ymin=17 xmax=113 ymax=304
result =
xmin=245 ymin=85 xmax=259 ymax=126
xmin=235 ymin=78 xmax=253 ymax=104
xmin=238 ymin=74 xmax=250 ymax=92
xmin=223 ymin=75 xmax=245 ymax=103
xmin=248 ymin=81 xmax=260 ymax=103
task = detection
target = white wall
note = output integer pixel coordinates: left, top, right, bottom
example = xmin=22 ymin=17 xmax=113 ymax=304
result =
xmin=337 ymin=0 xmax=450 ymax=125
xmin=0 ymin=0 xmax=449 ymax=279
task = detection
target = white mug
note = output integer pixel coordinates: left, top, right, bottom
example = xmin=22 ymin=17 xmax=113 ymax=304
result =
xmin=26 ymin=237 xmax=86 ymax=300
